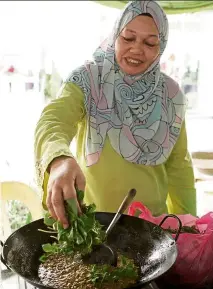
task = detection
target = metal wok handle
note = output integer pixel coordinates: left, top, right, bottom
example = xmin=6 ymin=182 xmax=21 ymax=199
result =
xmin=158 ymin=214 xmax=182 ymax=241
xmin=1 ymin=240 xmax=10 ymax=270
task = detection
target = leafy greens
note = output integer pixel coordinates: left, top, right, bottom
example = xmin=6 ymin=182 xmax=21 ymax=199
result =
xmin=39 ymin=190 xmax=106 ymax=262
xmin=39 ymin=190 xmax=139 ymax=286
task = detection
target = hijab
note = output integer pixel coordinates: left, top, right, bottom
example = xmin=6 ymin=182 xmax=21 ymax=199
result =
xmin=66 ymin=0 xmax=186 ymax=166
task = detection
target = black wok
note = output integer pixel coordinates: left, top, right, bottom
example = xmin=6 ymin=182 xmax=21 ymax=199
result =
xmin=1 ymin=212 xmax=181 ymax=289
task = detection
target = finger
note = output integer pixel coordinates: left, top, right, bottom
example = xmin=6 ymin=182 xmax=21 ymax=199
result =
xmin=51 ymin=185 xmax=69 ymax=229
xmin=46 ymin=189 xmax=57 ymax=220
xmin=63 ymin=184 xmax=82 ymax=215
xmin=75 ymin=173 xmax=86 ymax=192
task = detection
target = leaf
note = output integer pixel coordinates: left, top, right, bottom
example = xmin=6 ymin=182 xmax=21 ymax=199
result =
xmin=80 ymin=215 xmax=94 ymax=230
xmin=44 ymin=213 xmax=56 ymax=227
xmin=58 ymin=223 xmax=69 ymax=241
xmin=42 ymin=243 xmax=55 ymax=253
xmin=121 ymin=255 xmax=127 ymax=265
xmin=77 ymin=190 xmax=85 ymax=202
xmin=86 ymin=234 xmax=93 ymax=250
xmin=69 ymin=227 xmax=74 ymax=240
xmin=53 ymin=221 xmax=59 ymax=231
xmin=90 ymin=255 xmax=139 ymax=285
xmin=77 ymin=217 xmax=85 ymax=227
xmin=75 ymin=230 xmax=85 ymax=245
xmin=86 ymin=203 xmax=96 ymax=214
xmin=77 ymin=223 xmax=87 ymax=240
xmin=39 ymin=254 xmax=48 ymax=263
xmin=66 ymin=199 xmax=78 ymax=216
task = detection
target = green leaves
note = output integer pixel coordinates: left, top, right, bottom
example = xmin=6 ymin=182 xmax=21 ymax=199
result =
xmin=66 ymin=199 xmax=78 ymax=217
xmin=42 ymin=243 xmax=55 ymax=253
xmin=39 ymin=192 xmax=138 ymax=286
xmin=43 ymin=214 xmax=55 ymax=227
xmin=39 ymin=242 xmax=60 ymax=262
xmin=90 ymin=255 xmax=138 ymax=286
xmin=40 ymin=196 xmax=106 ymax=262
xmin=77 ymin=190 xmax=85 ymax=202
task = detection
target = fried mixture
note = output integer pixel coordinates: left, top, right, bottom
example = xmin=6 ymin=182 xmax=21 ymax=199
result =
xmin=38 ymin=253 xmax=137 ymax=289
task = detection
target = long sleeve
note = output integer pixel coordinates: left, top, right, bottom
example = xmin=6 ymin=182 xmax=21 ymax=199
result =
xmin=165 ymin=121 xmax=197 ymax=216
xmin=34 ymin=82 xmax=85 ymax=207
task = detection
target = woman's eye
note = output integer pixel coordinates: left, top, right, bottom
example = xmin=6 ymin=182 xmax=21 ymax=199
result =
xmin=145 ymin=43 xmax=157 ymax=47
xmin=146 ymin=42 xmax=160 ymax=48
xmin=122 ymin=36 xmax=135 ymax=42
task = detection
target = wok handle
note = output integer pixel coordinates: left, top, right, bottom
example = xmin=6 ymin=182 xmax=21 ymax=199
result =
xmin=158 ymin=214 xmax=182 ymax=241
xmin=0 ymin=240 xmax=10 ymax=270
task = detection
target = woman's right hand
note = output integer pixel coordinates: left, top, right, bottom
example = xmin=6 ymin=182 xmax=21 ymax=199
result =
xmin=46 ymin=156 xmax=86 ymax=229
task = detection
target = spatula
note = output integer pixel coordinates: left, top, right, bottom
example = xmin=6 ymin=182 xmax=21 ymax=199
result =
xmin=83 ymin=188 xmax=137 ymax=266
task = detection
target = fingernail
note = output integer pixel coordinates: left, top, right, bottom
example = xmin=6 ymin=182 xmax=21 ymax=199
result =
xmin=63 ymin=224 xmax=69 ymax=229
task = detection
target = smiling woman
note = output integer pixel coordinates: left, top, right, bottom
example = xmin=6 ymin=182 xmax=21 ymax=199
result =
xmin=34 ymin=0 xmax=196 ymax=230
xmin=115 ymin=14 xmax=160 ymax=75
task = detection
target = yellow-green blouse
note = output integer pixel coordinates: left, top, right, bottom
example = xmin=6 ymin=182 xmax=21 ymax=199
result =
xmin=34 ymin=82 xmax=196 ymax=216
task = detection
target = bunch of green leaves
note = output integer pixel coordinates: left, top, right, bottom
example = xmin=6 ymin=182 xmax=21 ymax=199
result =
xmin=90 ymin=255 xmax=138 ymax=287
xmin=39 ymin=191 xmax=106 ymax=262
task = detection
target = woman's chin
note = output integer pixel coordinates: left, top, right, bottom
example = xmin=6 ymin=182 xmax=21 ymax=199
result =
xmin=120 ymin=62 xmax=147 ymax=76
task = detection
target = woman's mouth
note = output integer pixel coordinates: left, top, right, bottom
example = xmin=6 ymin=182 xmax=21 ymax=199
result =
xmin=125 ymin=57 xmax=143 ymax=66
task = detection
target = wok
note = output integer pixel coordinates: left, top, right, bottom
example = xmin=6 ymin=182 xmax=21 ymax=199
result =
xmin=1 ymin=212 xmax=181 ymax=289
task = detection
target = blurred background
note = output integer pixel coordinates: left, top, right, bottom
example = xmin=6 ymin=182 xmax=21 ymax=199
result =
xmin=1 ymin=1 xmax=213 ymax=184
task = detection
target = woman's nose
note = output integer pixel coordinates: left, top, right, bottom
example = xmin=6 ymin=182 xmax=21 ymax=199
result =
xmin=129 ymin=42 xmax=145 ymax=56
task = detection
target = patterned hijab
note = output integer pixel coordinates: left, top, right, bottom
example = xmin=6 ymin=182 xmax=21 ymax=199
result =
xmin=66 ymin=0 xmax=186 ymax=166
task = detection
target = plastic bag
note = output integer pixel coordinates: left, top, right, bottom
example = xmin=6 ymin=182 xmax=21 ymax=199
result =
xmin=128 ymin=202 xmax=213 ymax=288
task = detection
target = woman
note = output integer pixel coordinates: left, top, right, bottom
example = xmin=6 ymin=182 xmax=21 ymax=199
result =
xmin=35 ymin=0 xmax=196 ymax=229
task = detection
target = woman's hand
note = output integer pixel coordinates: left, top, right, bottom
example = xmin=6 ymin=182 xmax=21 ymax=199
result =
xmin=47 ymin=156 xmax=86 ymax=229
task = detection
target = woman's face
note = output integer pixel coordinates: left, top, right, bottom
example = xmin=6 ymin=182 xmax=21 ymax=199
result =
xmin=115 ymin=15 xmax=160 ymax=76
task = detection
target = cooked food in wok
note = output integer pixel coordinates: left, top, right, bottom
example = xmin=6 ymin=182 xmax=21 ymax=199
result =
xmin=38 ymin=192 xmax=139 ymax=289
xmin=2 ymin=202 xmax=180 ymax=289
xmin=39 ymin=253 xmax=138 ymax=289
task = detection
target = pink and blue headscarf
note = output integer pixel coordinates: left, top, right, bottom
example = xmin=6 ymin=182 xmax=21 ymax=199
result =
xmin=66 ymin=0 xmax=186 ymax=166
